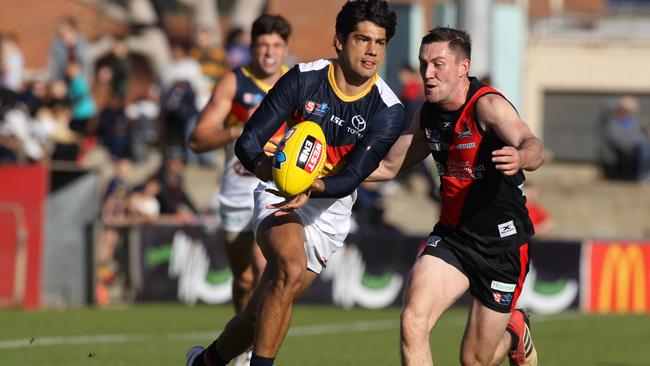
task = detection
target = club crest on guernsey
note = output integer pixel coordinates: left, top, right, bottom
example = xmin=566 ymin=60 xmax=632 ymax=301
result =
xmin=458 ymin=121 xmax=472 ymax=139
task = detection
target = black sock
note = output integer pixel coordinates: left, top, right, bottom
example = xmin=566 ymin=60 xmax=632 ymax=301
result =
xmin=193 ymin=342 xmax=229 ymax=366
xmin=190 ymin=351 xmax=208 ymax=366
xmin=250 ymin=353 xmax=275 ymax=366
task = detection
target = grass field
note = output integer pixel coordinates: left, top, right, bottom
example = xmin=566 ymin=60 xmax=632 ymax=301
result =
xmin=1 ymin=303 xmax=649 ymax=365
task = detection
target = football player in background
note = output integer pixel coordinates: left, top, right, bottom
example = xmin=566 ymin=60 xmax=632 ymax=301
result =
xmin=188 ymin=13 xmax=292 ymax=366
xmin=186 ymin=1 xmax=406 ymax=365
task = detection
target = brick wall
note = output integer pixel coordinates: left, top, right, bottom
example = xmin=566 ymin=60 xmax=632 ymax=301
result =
xmin=565 ymin=0 xmax=606 ymax=13
xmin=267 ymin=0 xmax=440 ymax=63
xmin=0 ymin=0 xmax=126 ymax=71
xmin=0 ymin=0 xmax=611 ymax=73
xmin=266 ymin=0 xmax=346 ymax=62
xmin=527 ymin=0 xmax=606 ymax=19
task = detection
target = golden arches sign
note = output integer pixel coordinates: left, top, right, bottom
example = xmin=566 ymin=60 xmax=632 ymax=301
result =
xmin=596 ymin=244 xmax=647 ymax=314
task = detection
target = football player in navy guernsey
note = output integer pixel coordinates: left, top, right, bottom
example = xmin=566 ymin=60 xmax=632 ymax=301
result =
xmin=368 ymin=27 xmax=545 ymax=366
xmin=185 ymin=1 xmax=405 ymax=366
xmin=188 ymin=14 xmax=292 ymax=366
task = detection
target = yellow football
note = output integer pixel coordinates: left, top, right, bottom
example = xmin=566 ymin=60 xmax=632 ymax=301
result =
xmin=272 ymin=121 xmax=327 ymax=197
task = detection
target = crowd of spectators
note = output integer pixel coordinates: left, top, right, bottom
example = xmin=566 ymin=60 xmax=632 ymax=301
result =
xmin=0 ymin=15 xmax=245 ymax=305
xmin=0 ymin=15 xmax=237 ymax=166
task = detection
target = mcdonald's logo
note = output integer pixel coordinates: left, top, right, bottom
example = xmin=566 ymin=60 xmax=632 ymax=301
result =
xmin=588 ymin=242 xmax=650 ymax=314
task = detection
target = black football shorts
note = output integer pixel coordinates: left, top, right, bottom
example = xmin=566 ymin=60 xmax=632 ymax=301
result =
xmin=421 ymin=235 xmax=530 ymax=313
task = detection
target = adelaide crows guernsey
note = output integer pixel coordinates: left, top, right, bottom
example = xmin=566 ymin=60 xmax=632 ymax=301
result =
xmin=219 ymin=65 xmax=288 ymax=208
xmin=421 ymin=77 xmax=534 ymax=254
xmin=236 ymin=58 xmax=406 ymax=198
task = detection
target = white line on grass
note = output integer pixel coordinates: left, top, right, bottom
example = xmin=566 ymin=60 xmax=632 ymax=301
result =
xmin=0 ymin=312 xmax=585 ymax=350
xmin=0 ymin=319 xmax=398 ymax=349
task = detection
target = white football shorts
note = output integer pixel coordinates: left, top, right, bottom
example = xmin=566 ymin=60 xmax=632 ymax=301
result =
xmin=219 ymin=203 xmax=254 ymax=233
xmin=252 ymin=181 xmax=356 ymax=274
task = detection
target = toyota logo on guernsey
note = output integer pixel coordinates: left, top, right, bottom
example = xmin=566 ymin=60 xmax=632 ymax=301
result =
xmin=351 ymin=115 xmax=366 ymax=131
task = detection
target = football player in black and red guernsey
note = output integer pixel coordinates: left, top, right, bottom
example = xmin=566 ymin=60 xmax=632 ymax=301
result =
xmin=368 ymin=27 xmax=545 ymax=366
xmin=185 ymin=1 xmax=406 ymax=366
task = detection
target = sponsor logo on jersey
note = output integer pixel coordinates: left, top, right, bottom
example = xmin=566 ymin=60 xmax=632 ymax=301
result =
xmin=305 ymin=101 xmax=329 ymax=117
xmin=243 ymin=92 xmax=264 ymax=105
xmin=492 ymin=291 xmax=513 ymax=305
xmin=314 ymin=103 xmax=329 ymax=117
xmin=491 ymin=280 xmax=517 ymax=292
xmin=340 ymin=114 xmax=366 ymax=138
xmin=456 ymin=142 xmax=476 ymax=150
xmin=331 ymin=115 xmax=345 ymax=126
xmin=305 ymin=101 xmax=315 ymax=113
xmin=445 ymin=161 xmax=485 ymax=179
xmin=498 ymin=220 xmax=517 ymax=238
xmin=442 ymin=121 xmax=453 ymax=129
xmin=351 ymin=115 xmax=366 ymax=131
xmin=426 ymin=235 xmax=441 ymax=247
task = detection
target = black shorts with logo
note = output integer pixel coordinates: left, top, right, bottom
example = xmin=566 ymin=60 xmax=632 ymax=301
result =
xmin=421 ymin=234 xmax=530 ymax=313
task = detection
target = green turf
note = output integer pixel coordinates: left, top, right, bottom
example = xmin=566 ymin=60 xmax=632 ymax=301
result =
xmin=1 ymin=303 xmax=649 ymax=365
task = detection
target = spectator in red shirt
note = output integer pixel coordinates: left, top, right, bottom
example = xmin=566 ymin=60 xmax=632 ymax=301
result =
xmin=525 ymin=183 xmax=553 ymax=237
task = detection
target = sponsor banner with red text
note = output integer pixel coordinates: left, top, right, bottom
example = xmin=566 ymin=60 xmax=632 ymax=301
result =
xmin=582 ymin=241 xmax=650 ymax=314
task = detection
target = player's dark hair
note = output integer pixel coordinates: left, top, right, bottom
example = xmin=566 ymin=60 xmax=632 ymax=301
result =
xmin=251 ymin=14 xmax=292 ymax=43
xmin=335 ymin=0 xmax=397 ymax=44
xmin=422 ymin=27 xmax=471 ymax=62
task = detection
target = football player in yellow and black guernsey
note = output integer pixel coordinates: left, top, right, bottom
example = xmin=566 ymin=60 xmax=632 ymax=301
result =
xmin=186 ymin=1 xmax=406 ymax=366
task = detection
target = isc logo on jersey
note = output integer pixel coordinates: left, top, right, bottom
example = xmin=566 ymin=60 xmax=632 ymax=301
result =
xmin=273 ymin=121 xmax=327 ymax=196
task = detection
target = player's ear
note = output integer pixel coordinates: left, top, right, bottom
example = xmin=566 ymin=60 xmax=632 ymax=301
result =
xmin=460 ymin=58 xmax=470 ymax=78
xmin=333 ymin=34 xmax=344 ymax=53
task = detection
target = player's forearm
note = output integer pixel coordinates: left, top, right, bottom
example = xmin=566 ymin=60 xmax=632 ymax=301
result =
xmin=365 ymin=160 xmax=399 ymax=182
xmin=518 ymin=137 xmax=546 ymax=171
xmin=188 ymin=125 xmax=242 ymax=152
xmin=313 ymin=173 xmax=360 ymax=198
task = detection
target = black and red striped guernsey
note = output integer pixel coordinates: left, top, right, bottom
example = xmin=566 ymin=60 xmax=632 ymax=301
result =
xmin=236 ymin=58 xmax=406 ymax=198
xmin=421 ymin=77 xmax=534 ymax=254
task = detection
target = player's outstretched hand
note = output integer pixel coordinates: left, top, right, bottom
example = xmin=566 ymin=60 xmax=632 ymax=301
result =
xmin=266 ymin=189 xmax=311 ymax=214
xmin=492 ymin=146 xmax=522 ymax=176
xmin=265 ymin=179 xmax=324 ymax=214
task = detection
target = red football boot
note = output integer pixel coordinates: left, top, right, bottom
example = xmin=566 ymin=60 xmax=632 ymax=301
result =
xmin=506 ymin=309 xmax=538 ymax=366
